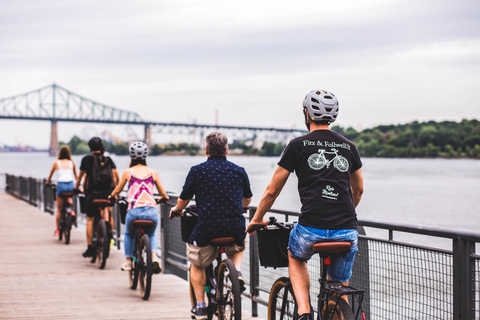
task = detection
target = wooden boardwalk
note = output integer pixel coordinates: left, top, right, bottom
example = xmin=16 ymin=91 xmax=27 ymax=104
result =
xmin=0 ymin=193 xmax=259 ymax=320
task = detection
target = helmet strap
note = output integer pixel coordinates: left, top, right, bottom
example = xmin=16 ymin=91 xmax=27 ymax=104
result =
xmin=303 ymin=108 xmax=311 ymax=131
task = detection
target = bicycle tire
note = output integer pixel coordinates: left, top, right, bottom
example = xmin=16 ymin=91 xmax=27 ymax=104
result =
xmin=217 ymin=259 xmax=241 ymax=320
xmin=321 ymin=298 xmax=354 ymax=320
xmin=96 ymin=219 xmax=109 ymax=269
xmin=58 ymin=208 xmax=64 ymax=241
xmin=268 ymin=277 xmax=296 ymax=320
xmin=139 ymin=234 xmax=152 ymax=300
xmin=58 ymin=223 xmax=63 ymax=241
xmin=64 ymin=207 xmax=72 ymax=245
xmin=129 ymin=236 xmax=139 ymax=290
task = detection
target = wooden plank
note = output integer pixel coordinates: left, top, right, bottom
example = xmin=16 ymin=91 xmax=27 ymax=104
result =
xmin=0 ymin=193 xmax=260 ymax=319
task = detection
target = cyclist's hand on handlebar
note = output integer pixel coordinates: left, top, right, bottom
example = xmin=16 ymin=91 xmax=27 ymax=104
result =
xmin=108 ymin=194 xmax=117 ymax=203
xmin=157 ymin=196 xmax=169 ymax=204
xmin=246 ymin=219 xmax=269 ymax=235
xmin=169 ymin=206 xmax=184 ymax=219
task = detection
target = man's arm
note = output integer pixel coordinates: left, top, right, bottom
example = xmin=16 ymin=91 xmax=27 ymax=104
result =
xmin=350 ymin=168 xmax=364 ymax=208
xmin=112 ymin=168 xmax=120 ymax=186
xmin=75 ymin=169 xmax=86 ymax=190
xmin=246 ymin=165 xmax=290 ymax=232
xmin=242 ymin=197 xmax=252 ymax=208
xmin=110 ymin=169 xmax=129 ymax=198
xmin=169 ymin=198 xmax=191 ymax=218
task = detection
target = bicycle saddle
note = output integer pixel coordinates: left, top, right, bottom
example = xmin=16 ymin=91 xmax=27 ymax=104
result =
xmin=59 ymin=191 xmax=75 ymax=197
xmin=209 ymin=237 xmax=236 ymax=246
xmin=132 ymin=220 xmax=155 ymax=228
xmin=312 ymin=241 xmax=351 ymax=254
xmin=92 ymin=199 xmax=112 ymax=206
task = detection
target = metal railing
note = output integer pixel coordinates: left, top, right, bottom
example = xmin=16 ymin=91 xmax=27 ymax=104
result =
xmin=4 ymin=174 xmax=480 ymax=319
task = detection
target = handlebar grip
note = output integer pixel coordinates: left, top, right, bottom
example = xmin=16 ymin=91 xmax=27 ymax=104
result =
xmin=249 ymin=224 xmax=266 ymax=232
xmin=169 ymin=210 xmax=183 ymax=219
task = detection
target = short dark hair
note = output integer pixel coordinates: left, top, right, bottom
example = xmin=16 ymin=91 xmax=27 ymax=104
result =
xmin=206 ymin=132 xmax=228 ymax=156
xmin=58 ymin=146 xmax=71 ymax=160
xmin=313 ymin=120 xmax=331 ymax=126
xmin=88 ymin=137 xmax=104 ymax=153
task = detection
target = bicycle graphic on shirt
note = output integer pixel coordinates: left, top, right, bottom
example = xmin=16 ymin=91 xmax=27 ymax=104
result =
xmin=307 ymin=148 xmax=349 ymax=172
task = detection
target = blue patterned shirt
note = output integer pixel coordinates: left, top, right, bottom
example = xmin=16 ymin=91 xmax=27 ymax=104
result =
xmin=179 ymin=156 xmax=253 ymax=246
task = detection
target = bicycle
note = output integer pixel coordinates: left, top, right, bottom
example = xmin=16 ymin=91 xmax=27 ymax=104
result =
xmin=90 ymin=198 xmax=114 ymax=270
xmin=173 ymin=207 xmax=243 ymax=320
xmin=125 ymin=197 xmax=167 ymax=300
xmin=252 ymin=217 xmax=365 ymax=320
xmin=51 ymin=184 xmax=76 ymax=245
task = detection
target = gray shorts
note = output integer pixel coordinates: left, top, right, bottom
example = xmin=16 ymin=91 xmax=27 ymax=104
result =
xmin=187 ymin=242 xmax=245 ymax=268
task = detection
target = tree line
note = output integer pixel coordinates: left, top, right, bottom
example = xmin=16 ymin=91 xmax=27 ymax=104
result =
xmin=62 ymin=119 xmax=480 ymax=159
xmin=332 ymin=119 xmax=480 ymax=158
xmin=62 ymin=136 xmax=286 ymax=157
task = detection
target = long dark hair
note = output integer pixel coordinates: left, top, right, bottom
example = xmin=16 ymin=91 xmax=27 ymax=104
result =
xmin=58 ymin=146 xmax=72 ymax=160
xmin=129 ymin=159 xmax=147 ymax=167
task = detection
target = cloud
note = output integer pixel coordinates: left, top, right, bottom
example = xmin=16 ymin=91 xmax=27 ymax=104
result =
xmin=1 ymin=0 xmax=479 ymax=147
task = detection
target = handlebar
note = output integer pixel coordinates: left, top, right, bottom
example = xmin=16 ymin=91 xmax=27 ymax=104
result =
xmin=169 ymin=205 xmax=198 ymax=219
xmin=250 ymin=216 xmax=294 ymax=232
xmin=113 ymin=196 xmax=168 ymax=205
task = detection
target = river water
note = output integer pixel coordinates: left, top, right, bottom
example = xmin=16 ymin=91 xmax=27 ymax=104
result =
xmin=2 ymin=152 xmax=480 ymax=234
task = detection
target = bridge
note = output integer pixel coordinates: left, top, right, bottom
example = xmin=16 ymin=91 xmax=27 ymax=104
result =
xmin=0 ymin=84 xmax=305 ymax=156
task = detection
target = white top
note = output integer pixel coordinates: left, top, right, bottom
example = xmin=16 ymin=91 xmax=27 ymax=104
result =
xmin=56 ymin=160 xmax=75 ymax=183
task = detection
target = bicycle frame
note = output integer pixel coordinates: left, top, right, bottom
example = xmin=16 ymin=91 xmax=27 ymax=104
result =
xmin=204 ymin=248 xmax=225 ymax=315
xmin=317 ymin=254 xmax=365 ymax=320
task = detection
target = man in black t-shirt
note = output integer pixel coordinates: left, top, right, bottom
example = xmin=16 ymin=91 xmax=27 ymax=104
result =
xmin=75 ymin=137 xmax=119 ymax=258
xmin=246 ymin=90 xmax=364 ymax=320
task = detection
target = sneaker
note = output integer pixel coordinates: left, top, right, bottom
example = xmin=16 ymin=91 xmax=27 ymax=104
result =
xmin=191 ymin=306 xmax=208 ymax=320
xmin=53 ymin=230 xmax=60 ymax=237
xmin=152 ymin=254 xmax=162 ymax=274
xmin=237 ymin=271 xmax=246 ymax=293
xmin=297 ymin=313 xmax=312 ymax=320
xmin=82 ymin=246 xmax=95 ymax=258
xmin=121 ymin=260 xmax=132 ymax=271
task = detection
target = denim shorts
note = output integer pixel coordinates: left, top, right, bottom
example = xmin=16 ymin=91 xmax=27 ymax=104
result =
xmin=56 ymin=181 xmax=75 ymax=196
xmin=288 ymin=223 xmax=358 ymax=282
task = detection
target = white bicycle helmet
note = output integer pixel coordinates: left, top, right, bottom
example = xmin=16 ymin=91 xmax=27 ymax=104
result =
xmin=303 ymin=90 xmax=339 ymax=124
xmin=129 ymin=141 xmax=148 ymax=160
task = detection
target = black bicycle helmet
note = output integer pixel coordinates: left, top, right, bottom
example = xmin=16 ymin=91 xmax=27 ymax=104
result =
xmin=129 ymin=141 xmax=148 ymax=160
xmin=302 ymin=90 xmax=339 ymax=124
xmin=88 ymin=137 xmax=104 ymax=152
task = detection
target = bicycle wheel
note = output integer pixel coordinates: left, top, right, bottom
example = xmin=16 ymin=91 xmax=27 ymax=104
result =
xmin=217 ymin=259 xmax=241 ymax=320
xmin=139 ymin=234 xmax=152 ymax=300
xmin=58 ymin=222 xmax=63 ymax=241
xmin=96 ymin=219 xmax=109 ymax=269
xmin=63 ymin=207 xmax=72 ymax=245
xmin=321 ymin=298 xmax=354 ymax=320
xmin=58 ymin=209 xmax=64 ymax=241
xmin=268 ymin=277 xmax=296 ymax=320
xmin=129 ymin=237 xmax=139 ymax=290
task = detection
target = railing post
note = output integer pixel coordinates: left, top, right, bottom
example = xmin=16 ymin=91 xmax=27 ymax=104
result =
xmin=453 ymin=237 xmax=474 ymax=320
xmin=249 ymin=208 xmax=259 ymax=317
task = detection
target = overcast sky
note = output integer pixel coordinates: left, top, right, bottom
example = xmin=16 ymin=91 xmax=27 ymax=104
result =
xmin=1 ymin=0 xmax=479 ymax=148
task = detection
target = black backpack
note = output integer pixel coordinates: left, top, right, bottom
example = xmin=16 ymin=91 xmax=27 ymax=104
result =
xmin=90 ymin=154 xmax=113 ymax=190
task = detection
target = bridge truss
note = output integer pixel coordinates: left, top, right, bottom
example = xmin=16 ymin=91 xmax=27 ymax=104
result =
xmin=1 ymin=84 xmax=306 ymax=155
xmin=0 ymin=83 xmax=143 ymax=123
